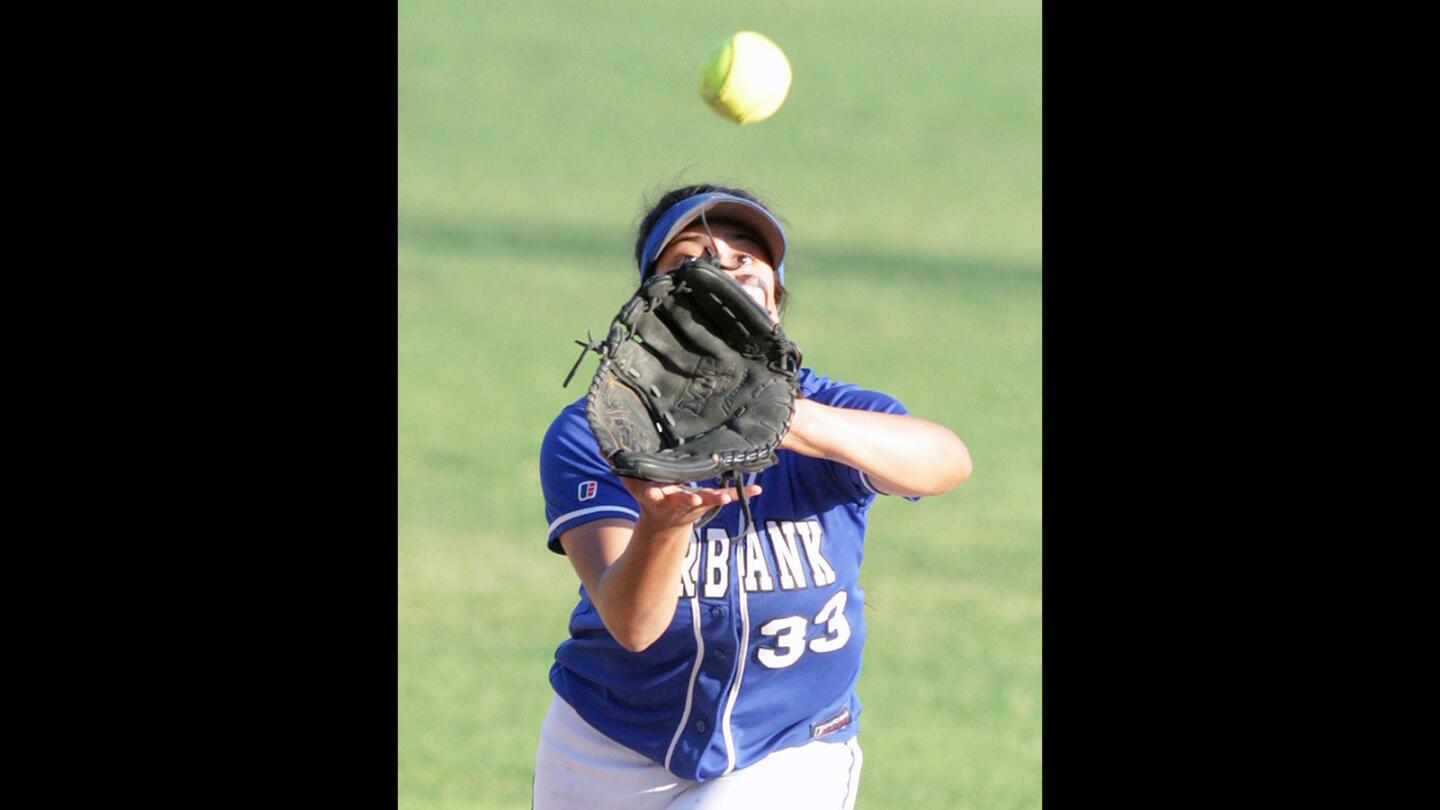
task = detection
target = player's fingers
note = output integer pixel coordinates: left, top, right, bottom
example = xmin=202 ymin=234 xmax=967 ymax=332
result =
xmin=719 ymin=484 xmax=762 ymax=500
xmin=651 ymin=485 xmax=698 ymax=502
xmin=646 ymin=487 xmax=702 ymax=510
xmin=691 ymin=488 xmax=732 ymax=505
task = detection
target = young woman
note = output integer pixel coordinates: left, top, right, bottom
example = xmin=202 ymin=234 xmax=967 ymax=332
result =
xmin=534 ymin=184 xmax=972 ymax=809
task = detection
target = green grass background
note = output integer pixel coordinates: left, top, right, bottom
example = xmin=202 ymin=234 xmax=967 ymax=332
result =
xmin=398 ymin=1 xmax=1040 ymax=807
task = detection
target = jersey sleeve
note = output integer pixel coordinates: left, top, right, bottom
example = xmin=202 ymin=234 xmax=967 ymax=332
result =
xmin=539 ymin=403 xmax=640 ymax=554
xmin=802 ymin=374 xmax=924 ymax=505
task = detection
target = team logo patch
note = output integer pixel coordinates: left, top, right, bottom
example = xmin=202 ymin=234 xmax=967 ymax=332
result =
xmin=578 ymin=480 xmax=598 ymax=501
xmin=810 ymin=708 xmax=852 ymax=739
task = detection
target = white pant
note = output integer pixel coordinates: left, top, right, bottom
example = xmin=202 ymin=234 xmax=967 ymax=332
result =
xmin=533 ymin=695 xmax=863 ymax=809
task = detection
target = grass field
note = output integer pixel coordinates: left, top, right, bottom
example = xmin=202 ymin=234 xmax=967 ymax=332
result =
xmin=398 ymin=2 xmax=1040 ymax=807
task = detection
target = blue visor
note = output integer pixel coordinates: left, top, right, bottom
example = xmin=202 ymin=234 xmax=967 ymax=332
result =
xmin=638 ymin=192 xmax=788 ymax=284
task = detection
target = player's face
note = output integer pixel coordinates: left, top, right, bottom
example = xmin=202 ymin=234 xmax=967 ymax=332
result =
xmin=655 ymin=221 xmax=779 ymax=322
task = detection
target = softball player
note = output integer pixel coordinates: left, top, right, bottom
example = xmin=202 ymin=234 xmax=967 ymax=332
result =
xmin=534 ymin=184 xmax=972 ymax=809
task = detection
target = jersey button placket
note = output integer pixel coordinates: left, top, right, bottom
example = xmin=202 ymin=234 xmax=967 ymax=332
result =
xmin=705 ymin=604 xmax=730 ymax=673
xmin=694 ymin=547 xmax=729 ymax=759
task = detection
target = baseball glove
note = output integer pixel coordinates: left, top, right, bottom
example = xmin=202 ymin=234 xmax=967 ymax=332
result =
xmin=563 ymin=257 xmax=802 ymax=525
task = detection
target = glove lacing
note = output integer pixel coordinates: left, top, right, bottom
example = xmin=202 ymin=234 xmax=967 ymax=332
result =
xmin=562 ymin=329 xmax=604 ymax=388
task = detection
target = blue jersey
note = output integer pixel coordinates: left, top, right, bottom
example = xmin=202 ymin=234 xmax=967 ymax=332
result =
xmin=540 ymin=368 xmax=913 ymax=781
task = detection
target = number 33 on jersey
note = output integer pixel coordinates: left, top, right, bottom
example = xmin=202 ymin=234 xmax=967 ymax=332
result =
xmin=682 ymin=517 xmax=853 ymax=669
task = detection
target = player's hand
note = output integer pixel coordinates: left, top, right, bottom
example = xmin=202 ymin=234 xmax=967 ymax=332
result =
xmin=618 ymin=477 xmax=762 ymax=530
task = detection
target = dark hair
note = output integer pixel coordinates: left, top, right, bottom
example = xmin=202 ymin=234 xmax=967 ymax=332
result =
xmin=634 ymin=183 xmax=790 ymax=314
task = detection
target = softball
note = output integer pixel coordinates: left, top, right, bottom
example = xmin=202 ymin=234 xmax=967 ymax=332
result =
xmin=699 ymin=31 xmax=792 ymax=125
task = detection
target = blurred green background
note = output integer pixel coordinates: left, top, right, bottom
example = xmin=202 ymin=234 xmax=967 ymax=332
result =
xmin=398 ymin=1 xmax=1040 ymax=807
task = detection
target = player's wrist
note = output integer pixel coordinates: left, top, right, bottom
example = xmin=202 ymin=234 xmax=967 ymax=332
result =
xmin=781 ymin=398 xmax=830 ymax=457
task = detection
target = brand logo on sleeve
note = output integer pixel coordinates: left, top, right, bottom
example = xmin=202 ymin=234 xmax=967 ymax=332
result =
xmin=578 ymin=480 xmax=598 ymax=501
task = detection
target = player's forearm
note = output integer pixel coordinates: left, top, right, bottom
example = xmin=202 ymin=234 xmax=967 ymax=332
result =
xmin=782 ymin=399 xmax=972 ymax=497
xmin=589 ymin=518 xmax=692 ymax=652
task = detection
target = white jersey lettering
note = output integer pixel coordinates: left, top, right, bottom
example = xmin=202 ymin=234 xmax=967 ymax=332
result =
xmin=767 ymin=520 xmax=809 ymax=591
xmin=739 ymin=524 xmax=775 ymax=593
xmin=703 ymin=529 xmax=731 ymax=598
xmin=796 ymin=519 xmax=837 ymax=586
xmin=679 ymin=530 xmax=701 ymax=598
